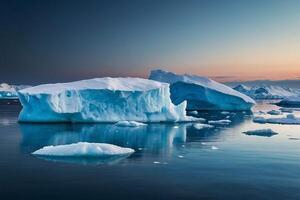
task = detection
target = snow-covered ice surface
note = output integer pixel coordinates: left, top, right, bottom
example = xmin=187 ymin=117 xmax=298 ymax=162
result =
xmin=208 ymin=119 xmax=231 ymax=125
xmin=233 ymin=84 xmax=300 ymax=99
xmin=193 ymin=123 xmax=214 ymax=129
xmin=18 ymin=77 xmax=193 ymax=123
xmin=253 ymin=114 xmax=300 ymax=125
xmin=32 ymin=142 xmax=135 ymax=157
xmin=243 ymin=129 xmax=278 ymax=137
xmin=149 ymin=69 xmax=255 ymax=111
xmin=276 ymin=97 xmax=300 ymax=107
xmin=115 ymin=121 xmax=147 ymax=127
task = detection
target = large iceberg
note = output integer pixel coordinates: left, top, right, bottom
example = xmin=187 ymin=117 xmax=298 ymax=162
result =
xmin=18 ymin=77 xmax=192 ymax=122
xmin=149 ymin=69 xmax=255 ymax=110
xmin=233 ymin=84 xmax=300 ymax=99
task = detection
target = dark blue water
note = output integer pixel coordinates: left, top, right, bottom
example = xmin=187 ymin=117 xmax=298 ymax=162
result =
xmin=1 ymin=101 xmax=300 ymax=200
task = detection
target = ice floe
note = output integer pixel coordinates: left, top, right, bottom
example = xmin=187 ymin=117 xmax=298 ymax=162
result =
xmin=243 ymin=129 xmax=278 ymax=137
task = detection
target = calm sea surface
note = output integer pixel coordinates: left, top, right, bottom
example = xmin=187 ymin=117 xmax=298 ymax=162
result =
xmin=1 ymin=100 xmax=300 ymax=200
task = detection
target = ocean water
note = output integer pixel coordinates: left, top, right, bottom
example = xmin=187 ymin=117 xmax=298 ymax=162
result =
xmin=1 ymin=100 xmax=300 ymax=200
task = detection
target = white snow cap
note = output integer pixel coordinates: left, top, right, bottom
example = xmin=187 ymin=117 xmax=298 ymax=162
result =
xmin=21 ymin=77 xmax=166 ymax=94
xmin=32 ymin=142 xmax=135 ymax=157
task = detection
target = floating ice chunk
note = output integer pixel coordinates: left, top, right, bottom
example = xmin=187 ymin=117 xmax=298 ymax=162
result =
xmin=32 ymin=142 xmax=135 ymax=157
xmin=193 ymin=123 xmax=214 ymax=130
xmin=253 ymin=114 xmax=300 ymax=125
xmin=221 ymin=111 xmax=230 ymax=115
xmin=289 ymin=138 xmax=300 ymax=140
xmin=243 ymin=129 xmax=278 ymax=137
xmin=178 ymin=155 xmax=184 ymax=158
xmin=208 ymin=119 xmax=231 ymax=125
xmin=18 ymin=77 xmax=193 ymax=123
xmin=187 ymin=110 xmax=198 ymax=115
xmin=115 ymin=121 xmax=147 ymax=127
xmin=256 ymin=111 xmax=266 ymax=115
xmin=267 ymin=110 xmax=281 ymax=115
xmin=279 ymin=107 xmax=294 ymax=113
xmin=149 ymin=70 xmax=255 ymax=110
xmin=211 ymin=146 xmax=219 ymax=150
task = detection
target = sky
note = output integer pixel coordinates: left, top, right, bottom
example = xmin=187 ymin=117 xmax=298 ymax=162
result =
xmin=1 ymin=0 xmax=300 ymax=84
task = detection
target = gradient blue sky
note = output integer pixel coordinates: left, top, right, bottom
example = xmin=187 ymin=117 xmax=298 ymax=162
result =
xmin=1 ymin=0 xmax=300 ymax=84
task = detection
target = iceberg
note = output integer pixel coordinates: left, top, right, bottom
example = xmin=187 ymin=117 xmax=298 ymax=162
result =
xmin=276 ymin=97 xmax=300 ymax=108
xmin=267 ymin=110 xmax=281 ymax=115
xmin=233 ymin=84 xmax=300 ymax=99
xmin=149 ymin=69 xmax=255 ymax=111
xmin=18 ymin=77 xmax=192 ymax=123
xmin=243 ymin=129 xmax=278 ymax=137
xmin=193 ymin=123 xmax=214 ymax=129
xmin=32 ymin=142 xmax=135 ymax=157
xmin=0 ymin=83 xmax=18 ymax=99
xmin=253 ymin=114 xmax=300 ymax=125
xmin=0 ymin=83 xmax=31 ymax=99
xmin=208 ymin=119 xmax=231 ymax=125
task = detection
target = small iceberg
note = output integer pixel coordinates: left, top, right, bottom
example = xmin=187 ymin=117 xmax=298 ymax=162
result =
xmin=253 ymin=114 xmax=300 ymax=125
xmin=208 ymin=119 xmax=231 ymax=125
xmin=211 ymin=146 xmax=219 ymax=150
xmin=221 ymin=111 xmax=230 ymax=115
xmin=243 ymin=129 xmax=278 ymax=137
xmin=267 ymin=110 xmax=281 ymax=115
xmin=193 ymin=123 xmax=214 ymax=130
xmin=187 ymin=110 xmax=198 ymax=115
xmin=279 ymin=107 xmax=294 ymax=113
xmin=115 ymin=121 xmax=147 ymax=127
xmin=276 ymin=97 xmax=300 ymax=108
xmin=32 ymin=142 xmax=135 ymax=157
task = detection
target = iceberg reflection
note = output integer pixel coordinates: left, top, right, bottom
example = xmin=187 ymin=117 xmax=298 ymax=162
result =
xmin=19 ymin=112 xmax=248 ymax=165
xmin=20 ymin=123 xmax=187 ymax=155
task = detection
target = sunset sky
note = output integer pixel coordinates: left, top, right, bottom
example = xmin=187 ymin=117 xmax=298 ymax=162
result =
xmin=1 ymin=0 xmax=300 ymax=84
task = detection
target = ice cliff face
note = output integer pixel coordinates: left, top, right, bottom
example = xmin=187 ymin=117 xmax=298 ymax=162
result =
xmin=233 ymin=84 xmax=300 ymax=99
xmin=149 ymin=69 xmax=255 ymax=111
xmin=18 ymin=77 xmax=191 ymax=123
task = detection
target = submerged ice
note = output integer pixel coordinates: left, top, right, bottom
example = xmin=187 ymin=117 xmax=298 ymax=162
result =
xmin=18 ymin=78 xmax=192 ymax=123
xmin=149 ymin=69 xmax=255 ymax=111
